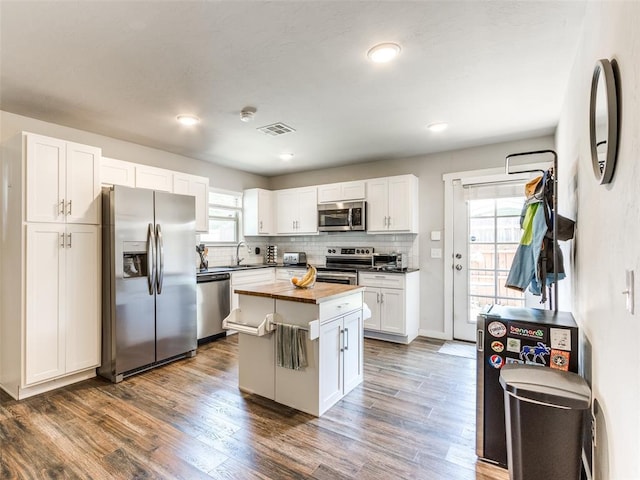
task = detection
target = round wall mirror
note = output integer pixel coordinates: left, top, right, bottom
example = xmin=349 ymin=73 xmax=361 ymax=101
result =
xmin=589 ymin=58 xmax=618 ymax=184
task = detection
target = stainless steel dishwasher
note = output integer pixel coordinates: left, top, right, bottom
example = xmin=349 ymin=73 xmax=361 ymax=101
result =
xmin=196 ymin=272 xmax=231 ymax=344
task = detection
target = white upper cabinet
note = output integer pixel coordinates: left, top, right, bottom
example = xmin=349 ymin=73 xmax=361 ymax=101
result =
xmin=366 ymin=174 xmax=418 ymax=233
xmin=100 ymin=157 xmax=135 ymax=187
xmin=135 ymin=165 xmax=173 ymax=192
xmin=243 ymin=188 xmax=273 ymax=236
xmin=317 ymin=180 xmax=366 ymax=203
xmin=275 ymin=186 xmax=318 ymax=235
xmin=173 ymin=172 xmax=210 ymax=233
xmin=26 ymin=133 xmax=100 ymax=225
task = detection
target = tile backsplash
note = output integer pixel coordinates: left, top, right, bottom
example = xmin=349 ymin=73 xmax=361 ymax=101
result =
xmin=196 ymin=233 xmax=418 ymax=268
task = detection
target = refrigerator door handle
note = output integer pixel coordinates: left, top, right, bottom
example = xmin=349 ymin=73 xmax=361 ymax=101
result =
xmin=156 ymin=223 xmax=164 ymax=294
xmin=477 ymin=329 xmax=484 ymax=351
xmin=147 ymin=223 xmax=156 ymax=295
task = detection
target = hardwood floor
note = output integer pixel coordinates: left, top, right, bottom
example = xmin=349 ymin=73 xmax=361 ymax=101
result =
xmin=0 ymin=336 xmax=508 ymax=480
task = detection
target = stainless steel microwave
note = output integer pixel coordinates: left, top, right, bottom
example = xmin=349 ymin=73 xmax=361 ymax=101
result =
xmin=318 ymin=201 xmax=366 ymax=232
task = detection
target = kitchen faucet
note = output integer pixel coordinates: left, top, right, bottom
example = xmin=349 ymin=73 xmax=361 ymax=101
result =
xmin=235 ymin=241 xmax=248 ymax=265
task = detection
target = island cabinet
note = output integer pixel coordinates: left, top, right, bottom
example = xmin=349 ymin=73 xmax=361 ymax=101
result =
xmin=231 ymin=282 xmax=365 ymax=416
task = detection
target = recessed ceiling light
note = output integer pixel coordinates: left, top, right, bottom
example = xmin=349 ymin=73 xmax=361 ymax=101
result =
xmin=367 ymin=43 xmax=401 ymax=63
xmin=176 ymin=114 xmax=200 ymax=126
xmin=279 ymin=153 xmax=294 ymax=161
xmin=426 ymin=122 xmax=448 ymax=132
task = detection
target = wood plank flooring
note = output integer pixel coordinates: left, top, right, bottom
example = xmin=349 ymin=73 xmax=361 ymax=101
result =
xmin=0 ymin=336 xmax=509 ymax=480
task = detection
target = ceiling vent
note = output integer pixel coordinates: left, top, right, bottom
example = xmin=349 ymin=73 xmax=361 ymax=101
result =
xmin=257 ymin=122 xmax=296 ymax=136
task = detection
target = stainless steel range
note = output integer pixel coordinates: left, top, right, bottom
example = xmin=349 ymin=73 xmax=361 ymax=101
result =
xmin=315 ymin=246 xmax=374 ymax=285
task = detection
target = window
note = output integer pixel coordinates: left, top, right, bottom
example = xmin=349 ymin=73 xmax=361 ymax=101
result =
xmin=199 ymin=189 xmax=242 ymax=244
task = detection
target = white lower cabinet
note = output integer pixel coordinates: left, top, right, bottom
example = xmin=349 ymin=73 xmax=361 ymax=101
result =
xmin=359 ymin=271 xmax=420 ymax=344
xmin=24 ymin=223 xmax=100 ymax=389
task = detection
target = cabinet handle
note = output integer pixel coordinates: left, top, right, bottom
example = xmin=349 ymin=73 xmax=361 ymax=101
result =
xmin=340 ymin=328 xmax=344 ymax=352
xmin=292 ymin=220 xmax=295 ymax=230
xmin=387 ymin=216 xmax=391 ymax=227
xmin=67 ymin=200 xmax=72 ymax=216
xmin=376 ymin=292 xmax=380 ymax=303
xmin=344 ymin=327 xmax=349 ymax=351
xmin=259 ymin=220 xmax=263 ymax=230
xmin=59 ymin=199 xmax=65 ymax=215
xmin=380 ymin=293 xmax=384 ymax=304
xmin=60 ymin=233 xmax=65 ymax=248
xmin=67 ymin=232 xmax=72 ymax=248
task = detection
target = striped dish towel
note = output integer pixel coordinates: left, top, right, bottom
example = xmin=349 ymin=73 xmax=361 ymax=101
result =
xmin=276 ymin=324 xmax=308 ymax=370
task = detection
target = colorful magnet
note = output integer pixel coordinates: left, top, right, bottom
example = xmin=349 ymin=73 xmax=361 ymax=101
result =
xmin=488 ymin=321 xmax=507 ymax=338
xmin=491 ymin=341 xmax=504 ymax=353
xmin=550 ymin=349 xmax=570 ymax=371
xmin=519 ymin=342 xmax=551 ymax=365
xmin=506 ymin=337 xmax=521 ymax=353
xmin=489 ymin=354 xmax=504 ymax=369
xmin=550 ymin=328 xmax=572 ymax=351
xmin=509 ymin=322 xmax=547 ymax=342
xmin=506 ymin=357 xmax=524 ymax=365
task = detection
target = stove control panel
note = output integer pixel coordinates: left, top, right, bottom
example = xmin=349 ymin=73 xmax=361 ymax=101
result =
xmin=326 ymin=246 xmax=374 ymax=256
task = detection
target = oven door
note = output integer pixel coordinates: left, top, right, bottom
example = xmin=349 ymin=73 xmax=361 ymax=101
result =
xmin=315 ymin=271 xmax=357 ymax=285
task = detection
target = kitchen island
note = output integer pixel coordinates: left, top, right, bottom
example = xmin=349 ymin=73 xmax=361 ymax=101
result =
xmin=224 ymin=281 xmax=366 ymax=416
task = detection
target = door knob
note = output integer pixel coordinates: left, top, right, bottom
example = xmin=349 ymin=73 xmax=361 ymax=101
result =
xmin=455 ymin=264 xmax=463 ymax=271
xmin=455 ymin=253 xmax=462 ymax=259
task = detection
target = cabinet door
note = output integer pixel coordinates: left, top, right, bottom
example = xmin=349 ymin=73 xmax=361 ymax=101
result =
xmin=380 ymin=288 xmax=405 ymax=335
xmin=257 ymin=189 xmax=273 ymax=234
xmin=317 ymin=183 xmax=342 ymax=203
xmin=135 ymin=165 xmax=173 ymax=192
xmin=296 ymin=187 xmax=318 ymax=233
xmin=343 ymin=311 xmax=363 ymax=394
xmin=26 ymin=133 xmax=66 ymax=223
xmin=276 ymin=189 xmax=298 ymax=234
xmin=319 ymin=319 xmax=343 ymax=411
xmin=101 ymin=157 xmax=135 ymax=187
xmin=365 ymin=178 xmax=388 ymax=232
xmin=387 ymin=176 xmax=412 ymax=232
xmin=341 ymin=181 xmax=366 ymax=201
xmin=363 ymin=289 xmax=381 ymax=330
xmin=66 ymin=141 xmax=101 ymax=224
xmin=25 ymin=223 xmax=66 ymax=385
xmin=189 ymin=176 xmax=210 ymax=233
xmin=65 ymin=225 xmax=101 ymax=373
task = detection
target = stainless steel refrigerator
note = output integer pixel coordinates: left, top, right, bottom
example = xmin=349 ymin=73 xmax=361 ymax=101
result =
xmin=99 ymin=185 xmax=197 ymax=382
xmin=476 ymin=305 xmax=579 ymax=467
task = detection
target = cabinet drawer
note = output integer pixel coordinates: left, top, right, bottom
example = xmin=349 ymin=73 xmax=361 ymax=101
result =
xmin=320 ymin=292 xmax=362 ymax=321
xmin=231 ymin=268 xmax=274 ymax=286
xmin=358 ymin=273 xmax=405 ymax=289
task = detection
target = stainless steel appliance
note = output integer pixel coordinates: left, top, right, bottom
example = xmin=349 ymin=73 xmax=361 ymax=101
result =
xmin=372 ymin=252 xmax=407 ymax=271
xmin=99 ymin=185 xmax=197 ymax=383
xmin=318 ymin=201 xmax=366 ymax=232
xmin=316 ymin=246 xmax=374 ymax=285
xmin=196 ymin=272 xmax=230 ymax=344
xmin=283 ymin=251 xmax=307 ymax=266
xmin=476 ymin=305 xmax=579 ymax=467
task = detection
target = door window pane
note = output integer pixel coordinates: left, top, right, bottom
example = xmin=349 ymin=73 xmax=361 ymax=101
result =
xmin=469 ymin=217 xmax=495 ymax=243
xmin=469 ymin=199 xmax=495 ymax=217
xmin=496 ymin=197 xmax=524 ymax=216
xmin=469 ymin=243 xmax=495 ymax=269
xmin=496 ymin=216 xmax=521 ymax=242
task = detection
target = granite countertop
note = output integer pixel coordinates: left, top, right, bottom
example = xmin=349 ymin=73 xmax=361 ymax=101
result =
xmin=234 ymin=280 xmax=364 ymax=304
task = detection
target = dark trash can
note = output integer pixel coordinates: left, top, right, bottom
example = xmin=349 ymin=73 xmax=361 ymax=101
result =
xmin=499 ymin=364 xmax=591 ymax=480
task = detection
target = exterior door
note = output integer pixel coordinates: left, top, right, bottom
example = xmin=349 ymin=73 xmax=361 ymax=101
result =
xmin=452 ymin=180 xmax=526 ymax=341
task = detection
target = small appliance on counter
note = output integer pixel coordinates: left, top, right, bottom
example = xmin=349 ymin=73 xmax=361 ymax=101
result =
xmin=265 ymin=245 xmax=278 ymax=265
xmin=372 ymin=252 xmax=407 ymax=271
xmin=283 ymin=251 xmax=307 ymax=266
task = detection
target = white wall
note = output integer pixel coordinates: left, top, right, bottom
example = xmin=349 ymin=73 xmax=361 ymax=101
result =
xmin=556 ymin=2 xmax=640 ymax=479
xmin=0 ymin=110 xmax=269 ymax=192
xmin=270 ymin=135 xmax=555 ymax=338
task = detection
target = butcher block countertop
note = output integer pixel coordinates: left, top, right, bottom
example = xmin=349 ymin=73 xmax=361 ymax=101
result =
xmin=234 ymin=281 xmax=364 ymax=304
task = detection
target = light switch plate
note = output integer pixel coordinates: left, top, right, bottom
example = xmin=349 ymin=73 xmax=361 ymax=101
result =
xmin=431 ymin=248 xmax=442 ymax=259
xmin=431 ymin=231 xmax=441 ymax=241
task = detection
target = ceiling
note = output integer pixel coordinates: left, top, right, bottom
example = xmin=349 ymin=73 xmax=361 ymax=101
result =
xmin=0 ymin=1 xmax=586 ymax=177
